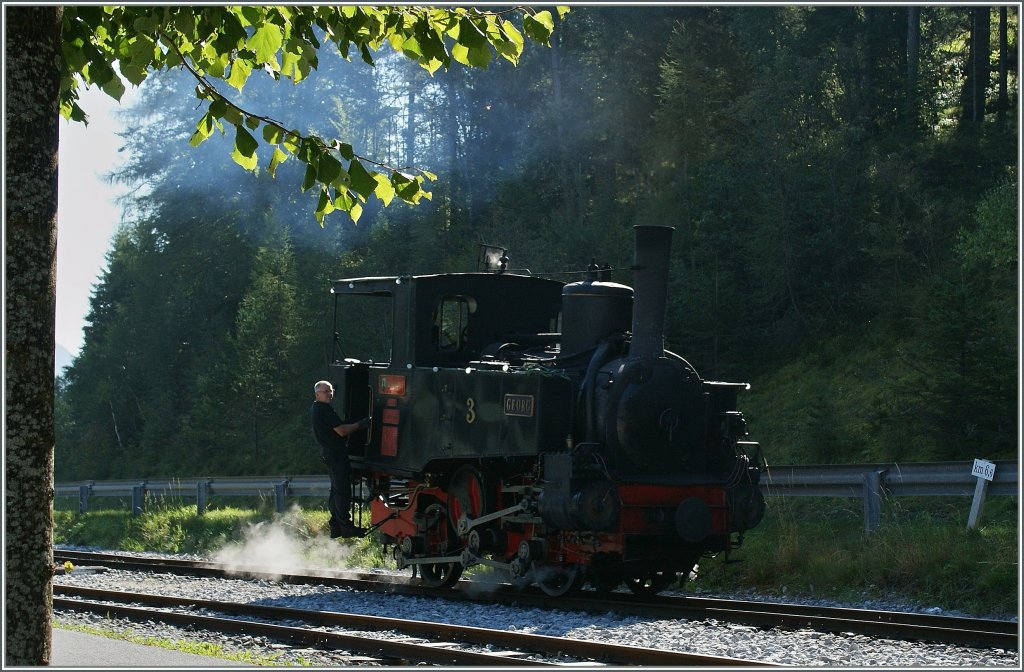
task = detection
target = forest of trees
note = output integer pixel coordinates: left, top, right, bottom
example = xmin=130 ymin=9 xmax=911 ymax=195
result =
xmin=55 ymin=5 xmax=1018 ymax=480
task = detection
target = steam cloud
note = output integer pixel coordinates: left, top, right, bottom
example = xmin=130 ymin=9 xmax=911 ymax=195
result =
xmin=211 ymin=505 xmax=354 ymax=579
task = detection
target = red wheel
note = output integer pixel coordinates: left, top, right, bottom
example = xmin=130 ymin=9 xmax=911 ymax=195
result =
xmin=447 ymin=465 xmax=493 ymax=534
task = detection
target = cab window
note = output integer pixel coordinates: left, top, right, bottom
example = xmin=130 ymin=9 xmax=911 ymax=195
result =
xmin=433 ymin=296 xmax=474 ymax=352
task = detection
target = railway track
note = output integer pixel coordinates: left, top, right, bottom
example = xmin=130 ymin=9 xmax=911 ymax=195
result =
xmin=54 ymin=585 xmax=767 ymax=666
xmin=55 ymin=549 xmax=1018 ymax=652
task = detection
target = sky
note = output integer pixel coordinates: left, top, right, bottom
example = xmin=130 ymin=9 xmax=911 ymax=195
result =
xmin=56 ymin=85 xmax=139 ymax=363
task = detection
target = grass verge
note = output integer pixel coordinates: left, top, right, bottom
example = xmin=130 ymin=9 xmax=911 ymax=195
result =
xmin=55 ymin=495 xmax=1018 ymax=617
xmin=692 ymin=496 xmax=1018 ymax=616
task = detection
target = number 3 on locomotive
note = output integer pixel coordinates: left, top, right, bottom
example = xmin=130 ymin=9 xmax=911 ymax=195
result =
xmin=465 ymin=398 xmax=476 ymax=424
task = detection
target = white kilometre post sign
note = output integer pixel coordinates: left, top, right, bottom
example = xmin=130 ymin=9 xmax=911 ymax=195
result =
xmin=967 ymin=459 xmax=996 ymax=530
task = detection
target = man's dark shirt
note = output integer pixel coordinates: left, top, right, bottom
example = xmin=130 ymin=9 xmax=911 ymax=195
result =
xmin=312 ymin=401 xmax=347 ymax=457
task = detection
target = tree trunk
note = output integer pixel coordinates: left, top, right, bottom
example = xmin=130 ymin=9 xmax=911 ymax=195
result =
xmin=961 ymin=6 xmax=991 ymax=124
xmin=405 ymin=84 xmax=417 ymax=168
xmin=3 ymin=5 xmax=62 ymax=666
xmin=906 ymin=7 xmax=921 ymax=129
xmin=997 ymin=6 xmax=1008 ymax=125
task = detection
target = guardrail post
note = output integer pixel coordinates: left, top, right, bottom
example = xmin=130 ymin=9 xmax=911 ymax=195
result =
xmin=967 ymin=459 xmax=996 ymax=531
xmin=862 ymin=470 xmax=884 ymax=533
xmin=196 ymin=480 xmax=210 ymax=515
xmin=78 ymin=485 xmax=91 ymax=513
xmin=967 ymin=477 xmax=990 ymax=530
xmin=274 ymin=481 xmax=288 ymax=513
xmin=131 ymin=484 xmax=145 ymax=516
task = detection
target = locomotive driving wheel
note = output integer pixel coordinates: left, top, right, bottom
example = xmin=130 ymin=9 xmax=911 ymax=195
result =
xmin=536 ymin=563 xmax=584 ymax=597
xmin=447 ymin=465 xmax=494 ymax=535
xmin=416 ymin=502 xmax=463 ymax=588
xmin=625 ymin=569 xmax=678 ymax=596
xmin=419 ymin=561 xmax=463 ymax=588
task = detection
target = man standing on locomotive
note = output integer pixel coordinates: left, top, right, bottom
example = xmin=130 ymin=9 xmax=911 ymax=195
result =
xmin=311 ymin=380 xmax=370 ymax=538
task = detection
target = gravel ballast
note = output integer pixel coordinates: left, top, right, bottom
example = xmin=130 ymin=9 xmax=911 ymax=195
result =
xmin=52 ymin=549 xmax=1019 ymax=668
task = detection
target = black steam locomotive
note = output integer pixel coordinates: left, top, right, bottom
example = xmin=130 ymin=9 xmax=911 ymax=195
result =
xmin=327 ymin=226 xmax=766 ymax=595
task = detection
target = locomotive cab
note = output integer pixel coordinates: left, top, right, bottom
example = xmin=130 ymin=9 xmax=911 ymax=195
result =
xmin=328 ymin=273 xmax=572 ymax=476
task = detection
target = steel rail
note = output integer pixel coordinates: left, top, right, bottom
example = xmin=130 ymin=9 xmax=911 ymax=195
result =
xmin=54 ymin=595 xmax=545 ymax=666
xmin=54 ymin=550 xmax=1017 ymax=651
xmin=54 ymin=586 xmax=770 ymax=666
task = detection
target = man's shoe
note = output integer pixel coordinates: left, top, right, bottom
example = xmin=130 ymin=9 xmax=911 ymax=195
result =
xmin=338 ymin=525 xmax=366 ymax=538
xmin=329 ymin=524 xmax=344 ymax=539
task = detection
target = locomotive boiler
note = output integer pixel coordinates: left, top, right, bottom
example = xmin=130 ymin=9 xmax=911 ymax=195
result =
xmin=326 ymin=225 xmax=766 ymax=595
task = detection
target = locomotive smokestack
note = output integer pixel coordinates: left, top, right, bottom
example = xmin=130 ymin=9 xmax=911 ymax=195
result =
xmin=630 ymin=225 xmax=674 ymax=359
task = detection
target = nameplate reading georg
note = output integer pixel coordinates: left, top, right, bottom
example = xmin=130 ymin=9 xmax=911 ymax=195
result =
xmin=971 ymin=458 xmax=996 ymax=482
xmin=503 ymin=394 xmax=535 ymax=417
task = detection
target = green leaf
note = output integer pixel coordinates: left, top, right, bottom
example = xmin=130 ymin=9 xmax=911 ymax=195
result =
xmin=247 ymin=22 xmax=283 ymax=68
xmin=231 ymin=145 xmax=258 ymax=171
xmin=132 ymin=12 xmax=161 ymax=35
xmin=336 ymin=143 xmax=354 ymax=161
xmin=262 ymin=123 xmax=286 ymax=145
xmin=126 ymin=35 xmax=156 ymax=66
xmin=222 ymin=105 xmax=243 ymax=126
xmin=373 ymin=172 xmax=395 ymax=206
xmin=189 ymin=112 xmax=215 ymax=147
xmin=301 ymin=162 xmax=317 ymax=191
xmin=244 ymin=115 xmax=261 ymax=130
xmin=234 ymin=125 xmax=259 ymax=158
xmin=282 ymin=130 xmax=302 ymax=155
xmin=398 ymin=35 xmax=422 ymax=60
xmin=267 ymin=147 xmax=289 ymax=178
xmin=226 ymin=58 xmax=253 ymax=92
xmin=317 ymin=152 xmax=343 ymax=186
xmin=348 ymin=159 xmax=377 ymax=200
xmin=120 ymin=63 xmax=148 ymax=86
xmin=314 ymin=187 xmax=335 ymax=225
xmin=334 ymin=189 xmax=363 ymax=223
xmin=348 ymin=200 xmax=363 ymax=223
xmin=280 ymin=40 xmax=315 ymax=84
xmin=208 ymin=98 xmax=228 ymax=119
xmin=393 ymin=173 xmax=421 ymax=202
xmin=457 ymin=17 xmax=486 ymax=49
xmin=359 ymin=43 xmax=374 ymax=66
xmin=523 ymin=12 xmax=554 ymax=44
xmin=467 ymin=43 xmax=490 ymax=68
xmin=99 ymin=75 xmax=125 ymax=102
xmin=451 ymin=43 xmax=471 ymax=67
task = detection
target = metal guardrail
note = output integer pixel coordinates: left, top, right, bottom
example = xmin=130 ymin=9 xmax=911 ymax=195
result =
xmin=56 ymin=460 xmax=1017 ymax=532
xmin=760 ymin=460 xmax=1018 ymax=497
xmin=760 ymin=460 xmax=1018 ymax=531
